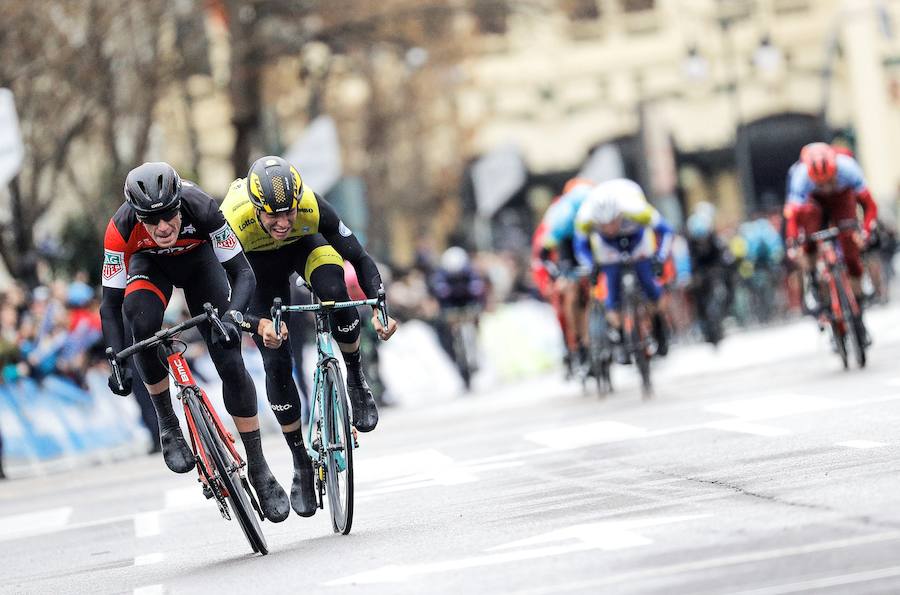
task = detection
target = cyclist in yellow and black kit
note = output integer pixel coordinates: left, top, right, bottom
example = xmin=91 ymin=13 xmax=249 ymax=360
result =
xmin=221 ymin=156 xmax=397 ymax=517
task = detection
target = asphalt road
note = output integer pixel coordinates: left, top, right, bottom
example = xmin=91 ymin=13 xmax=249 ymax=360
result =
xmin=3 ymin=304 xmax=900 ymax=595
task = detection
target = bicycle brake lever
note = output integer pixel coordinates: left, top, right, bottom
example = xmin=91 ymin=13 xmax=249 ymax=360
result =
xmin=376 ymin=289 xmax=389 ymax=332
xmin=272 ymin=297 xmax=283 ymax=332
xmin=106 ymin=347 xmax=125 ymax=391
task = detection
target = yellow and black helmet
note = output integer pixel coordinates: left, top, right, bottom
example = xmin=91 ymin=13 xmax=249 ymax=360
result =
xmin=246 ymin=156 xmax=303 ymax=214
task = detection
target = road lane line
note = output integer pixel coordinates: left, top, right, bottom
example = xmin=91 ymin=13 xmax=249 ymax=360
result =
xmin=325 ymin=515 xmax=706 ymax=586
xmin=133 ymin=584 xmax=164 ymax=595
xmin=728 ymin=565 xmax=900 ymax=594
xmin=0 ymin=507 xmax=73 ymax=542
xmin=134 ymin=511 xmax=161 ymax=538
xmin=836 ymin=440 xmax=889 ymax=449
xmin=134 ymin=553 xmax=165 ymax=567
xmin=706 ymin=420 xmax=791 ymax=437
xmin=525 ymin=421 xmax=648 ymax=449
xmin=505 ymin=531 xmax=900 ymax=594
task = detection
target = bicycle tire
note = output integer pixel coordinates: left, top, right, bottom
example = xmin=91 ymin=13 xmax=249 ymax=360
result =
xmin=587 ymin=303 xmax=612 ymax=396
xmin=629 ymin=300 xmax=652 ymax=399
xmin=186 ymin=390 xmax=268 ymax=555
xmin=836 ymin=276 xmax=866 ymax=368
xmin=323 ymin=361 xmax=354 ymax=535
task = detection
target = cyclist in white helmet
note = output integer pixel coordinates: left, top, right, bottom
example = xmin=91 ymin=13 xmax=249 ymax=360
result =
xmin=574 ymin=179 xmax=674 ymax=362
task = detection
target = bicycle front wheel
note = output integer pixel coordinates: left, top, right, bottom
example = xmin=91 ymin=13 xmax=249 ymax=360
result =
xmin=836 ymin=275 xmax=866 ymax=368
xmin=185 ymin=390 xmax=268 ymax=555
xmin=628 ymin=302 xmax=652 ymax=399
xmin=323 ymin=361 xmax=354 ymax=534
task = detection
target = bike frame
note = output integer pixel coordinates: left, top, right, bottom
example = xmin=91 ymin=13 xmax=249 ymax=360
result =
xmin=813 ymin=232 xmax=861 ymax=328
xmin=272 ymin=292 xmax=387 ymax=466
xmin=163 ymin=346 xmax=245 ymax=485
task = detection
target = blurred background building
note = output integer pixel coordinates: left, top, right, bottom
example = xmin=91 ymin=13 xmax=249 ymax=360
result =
xmin=1 ymin=0 xmax=899 ymax=280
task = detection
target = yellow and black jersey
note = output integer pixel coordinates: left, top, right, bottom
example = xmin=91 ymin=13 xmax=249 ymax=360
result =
xmin=222 ymin=178 xmax=333 ymax=252
xmin=220 ymin=177 xmax=383 ymax=296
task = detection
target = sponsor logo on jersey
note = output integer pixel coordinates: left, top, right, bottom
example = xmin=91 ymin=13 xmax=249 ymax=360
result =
xmin=102 ymin=251 xmax=124 ymax=280
xmin=239 ymin=218 xmax=256 ymax=231
xmin=150 ymin=245 xmax=194 ymax=255
xmin=338 ymin=221 xmax=353 ymax=237
xmin=213 ymin=227 xmax=238 ymax=250
xmin=298 ymin=207 xmax=314 ymax=213
xmin=270 ymin=403 xmax=293 ymax=412
xmin=183 ymin=224 xmax=196 ymax=234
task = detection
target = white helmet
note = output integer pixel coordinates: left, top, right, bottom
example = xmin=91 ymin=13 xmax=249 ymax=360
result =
xmin=440 ymin=246 xmax=469 ymax=274
xmin=584 ymin=186 xmax=621 ymax=225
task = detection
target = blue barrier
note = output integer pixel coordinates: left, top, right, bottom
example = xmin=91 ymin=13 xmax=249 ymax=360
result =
xmin=0 ymin=374 xmax=148 ymax=471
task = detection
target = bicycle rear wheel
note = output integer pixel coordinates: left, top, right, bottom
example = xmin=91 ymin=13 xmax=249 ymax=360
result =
xmin=323 ymin=361 xmax=354 ymax=534
xmin=185 ymin=390 xmax=268 ymax=555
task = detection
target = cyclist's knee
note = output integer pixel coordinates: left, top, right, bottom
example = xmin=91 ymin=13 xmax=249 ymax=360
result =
xmin=124 ymin=292 xmax=164 ymax=340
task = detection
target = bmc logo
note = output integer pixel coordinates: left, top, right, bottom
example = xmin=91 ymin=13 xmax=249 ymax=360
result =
xmin=167 ymin=354 xmax=193 ymax=385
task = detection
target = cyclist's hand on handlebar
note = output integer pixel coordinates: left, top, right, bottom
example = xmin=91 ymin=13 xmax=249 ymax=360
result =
xmin=212 ymin=319 xmax=242 ymax=349
xmin=259 ymin=318 xmax=288 ymax=349
xmin=372 ymin=312 xmax=398 ymax=341
xmin=108 ymin=366 xmax=133 ymax=396
xmin=852 ymin=231 xmax=866 ymax=249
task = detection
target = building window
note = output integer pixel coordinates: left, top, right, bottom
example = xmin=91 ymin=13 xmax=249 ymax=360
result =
xmin=470 ymin=0 xmax=509 ymax=35
xmin=621 ymin=0 xmax=655 ymax=12
xmin=563 ymin=0 xmax=601 ymax=21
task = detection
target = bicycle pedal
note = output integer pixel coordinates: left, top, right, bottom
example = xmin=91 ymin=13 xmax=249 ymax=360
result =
xmin=202 ymin=484 xmax=214 ymax=500
xmin=318 ymin=466 xmax=325 ymax=482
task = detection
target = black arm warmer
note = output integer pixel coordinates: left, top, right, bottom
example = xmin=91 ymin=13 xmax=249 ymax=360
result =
xmin=100 ymin=286 xmax=127 ymax=356
xmin=316 ymin=194 xmax=383 ymax=298
xmin=222 ymin=252 xmax=256 ymax=314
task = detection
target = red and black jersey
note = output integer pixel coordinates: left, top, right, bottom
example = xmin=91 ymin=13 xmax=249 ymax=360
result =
xmin=101 ymin=182 xmax=242 ymax=289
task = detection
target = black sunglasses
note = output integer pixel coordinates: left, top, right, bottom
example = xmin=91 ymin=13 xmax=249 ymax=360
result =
xmin=137 ymin=205 xmax=181 ymax=225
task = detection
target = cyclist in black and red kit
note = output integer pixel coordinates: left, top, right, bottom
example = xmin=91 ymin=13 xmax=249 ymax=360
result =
xmin=100 ymin=162 xmax=290 ymax=522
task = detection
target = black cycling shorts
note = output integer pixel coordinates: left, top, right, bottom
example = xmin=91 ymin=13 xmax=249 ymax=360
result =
xmin=122 ymin=244 xmax=258 ymax=418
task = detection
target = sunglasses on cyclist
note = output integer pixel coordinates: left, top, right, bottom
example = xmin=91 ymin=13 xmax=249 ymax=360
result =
xmin=137 ymin=205 xmax=181 ymax=225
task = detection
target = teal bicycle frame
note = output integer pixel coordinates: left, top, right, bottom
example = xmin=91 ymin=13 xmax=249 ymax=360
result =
xmin=271 ymin=288 xmax=388 ymax=534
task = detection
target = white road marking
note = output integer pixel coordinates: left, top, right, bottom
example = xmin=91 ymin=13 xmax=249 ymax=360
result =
xmin=0 ymin=507 xmax=73 ymax=542
xmin=524 ymin=421 xmax=648 ymax=450
xmin=134 ymin=511 xmax=161 ymax=538
xmin=134 ymin=553 xmax=165 ymax=567
xmin=706 ymin=420 xmax=791 ymax=437
xmin=837 ymin=440 xmax=888 ymax=449
xmin=324 ymin=515 xmax=706 ymax=586
xmin=163 ymin=487 xmax=207 ymax=510
xmin=133 ymin=584 xmax=164 ymax=595
xmin=505 ymin=531 xmax=900 ymax=594
xmin=703 ymin=394 xmax=840 ymax=420
xmin=728 ymin=565 xmax=900 ymax=594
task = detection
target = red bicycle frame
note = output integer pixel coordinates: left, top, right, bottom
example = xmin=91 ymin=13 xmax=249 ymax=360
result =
xmin=166 ymin=352 xmax=244 ymax=489
xmin=814 ymin=237 xmax=860 ymax=331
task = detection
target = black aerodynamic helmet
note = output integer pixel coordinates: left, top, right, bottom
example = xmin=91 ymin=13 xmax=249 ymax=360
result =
xmin=246 ymin=156 xmax=303 ymax=214
xmin=123 ymin=162 xmax=183 ymax=220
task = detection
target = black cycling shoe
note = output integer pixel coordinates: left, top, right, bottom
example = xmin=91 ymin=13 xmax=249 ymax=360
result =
xmin=348 ymin=379 xmax=379 ymax=432
xmin=290 ymin=459 xmax=317 ymax=517
xmin=160 ymin=428 xmax=195 ymax=474
xmin=249 ymin=466 xmax=290 ymax=523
